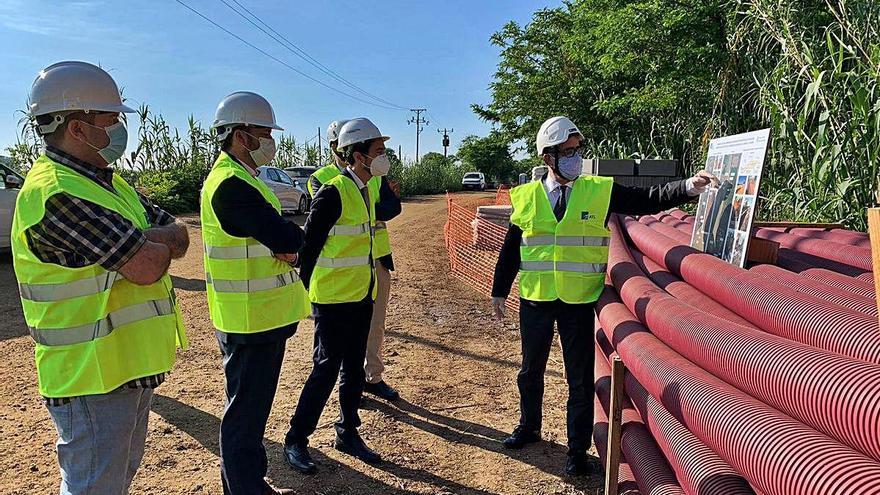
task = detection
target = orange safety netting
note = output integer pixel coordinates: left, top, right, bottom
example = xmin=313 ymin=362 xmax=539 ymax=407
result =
xmin=495 ymin=185 xmax=512 ymax=205
xmin=444 ymin=192 xmax=520 ymax=310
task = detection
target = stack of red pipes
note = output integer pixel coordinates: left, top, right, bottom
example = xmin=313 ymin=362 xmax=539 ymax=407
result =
xmin=595 ymin=209 xmax=880 ymax=495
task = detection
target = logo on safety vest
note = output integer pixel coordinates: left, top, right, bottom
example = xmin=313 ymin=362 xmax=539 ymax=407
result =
xmin=581 ymin=211 xmax=593 ymax=221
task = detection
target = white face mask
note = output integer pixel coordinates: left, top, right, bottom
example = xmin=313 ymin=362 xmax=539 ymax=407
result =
xmin=556 ymin=153 xmax=583 ymax=181
xmin=366 ymin=154 xmax=391 ymax=176
xmin=243 ymin=132 xmax=276 ymax=166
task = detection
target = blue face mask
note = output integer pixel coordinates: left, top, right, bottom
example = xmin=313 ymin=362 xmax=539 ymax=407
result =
xmin=556 ymin=153 xmax=583 ymax=181
xmin=79 ymin=120 xmax=128 ymax=165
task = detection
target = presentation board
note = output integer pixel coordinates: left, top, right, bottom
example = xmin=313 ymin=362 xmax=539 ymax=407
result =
xmin=690 ymin=129 xmax=771 ymax=267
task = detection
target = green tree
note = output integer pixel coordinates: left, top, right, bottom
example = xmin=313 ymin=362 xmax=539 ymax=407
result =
xmin=457 ymin=132 xmax=515 ymax=182
xmin=474 ymin=0 xmax=732 ymax=165
xmin=478 ymin=0 xmax=880 ymax=229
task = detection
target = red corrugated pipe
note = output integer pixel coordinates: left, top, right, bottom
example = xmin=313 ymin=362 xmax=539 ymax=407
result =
xmin=639 ymin=216 xmax=693 ymax=245
xmin=668 ymin=209 xmax=693 ymax=221
xmin=596 ymin=288 xmax=880 ymax=495
xmin=755 ymin=228 xmax=872 ymax=272
xmin=608 ymin=216 xmax=880 ymax=462
xmin=789 ymin=228 xmax=871 ymax=248
xmin=595 ymin=399 xmax=642 ymax=495
xmin=799 ymin=267 xmax=876 ymax=298
xmin=595 ymin=335 xmax=686 ymax=495
xmin=750 ymin=264 xmax=877 ymax=316
xmin=619 ymin=215 xmax=880 ymax=364
xmin=596 ymin=328 xmax=756 ymax=495
xmin=628 ymin=248 xmax=754 ymax=327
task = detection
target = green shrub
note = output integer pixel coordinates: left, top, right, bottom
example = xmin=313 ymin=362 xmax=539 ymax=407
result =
xmin=388 ymin=152 xmax=468 ymax=197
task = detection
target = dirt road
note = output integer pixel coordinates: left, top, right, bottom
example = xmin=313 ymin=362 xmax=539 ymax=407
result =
xmin=0 ymin=193 xmax=602 ymax=494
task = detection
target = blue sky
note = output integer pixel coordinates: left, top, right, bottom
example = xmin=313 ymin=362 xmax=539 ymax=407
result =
xmin=0 ymin=0 xmax=552 ymax=162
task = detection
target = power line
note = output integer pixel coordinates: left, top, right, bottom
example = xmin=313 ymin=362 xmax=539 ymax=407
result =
xmin=408 ymin=108 xmax=428 ymax=163
xmin=173 ymin=0 xmax=405 ymax=111
xmin=223 ymin=0 xmax=408 ymax=111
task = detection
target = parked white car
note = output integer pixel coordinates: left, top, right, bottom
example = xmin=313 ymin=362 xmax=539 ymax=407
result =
xmin=284 ymin=166 xmax=319 ymax=198
xmin=0 ymin=164 xmax=23 ymax=250
xmin=284 ymin=166 xmax=318 ymax=188
xmin=255 ymin=166 xmax=309 ymax=214
xmin=462 ymin=171 xmax=487 ymax=191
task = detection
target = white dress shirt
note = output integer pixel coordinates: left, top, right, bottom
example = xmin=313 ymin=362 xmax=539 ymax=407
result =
xmin=345 ymin=166 xmax=372 ymax=210
xmin=543 ymin=174 xmax=573 ymax=207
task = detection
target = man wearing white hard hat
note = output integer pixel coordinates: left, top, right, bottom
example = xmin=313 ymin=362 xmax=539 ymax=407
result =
xmin=12 ymin=61 xmax=190 ymax=494
xmin=284 ymin=117 xmax=395 ymax=472
xmin=306 ymin=119 xmax=349 ymax=197
xmin=308 ymin=119 xmax=403 ymax=402
xmin=201 ymin=91 xmax=309 ymax=494
xmin=491 ymin=116 xmax=716 ymax=476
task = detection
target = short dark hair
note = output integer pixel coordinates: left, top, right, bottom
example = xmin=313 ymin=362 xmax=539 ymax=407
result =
xmin=342 ymin=139 xmax=374 ymax=166
xmin=220 ymin=125 xmax=249 ymax=151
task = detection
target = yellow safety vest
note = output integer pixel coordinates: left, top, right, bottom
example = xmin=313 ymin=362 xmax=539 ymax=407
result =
xmin=11 ymin=154 xmax=187 ymax=398
xmin=200 ymin=152 xmax=311 ymax=333
xmin=308 ymin=164 xmax=342 ymax=198
xmin=309 ymin=173 xmax=378 ymax=303
xmin=309 ymin=164 xmax=392 ymax=258
xmin=367 ymin=178 xmax=392 ymax=259
xmin=509 ymin=176 xmax=613 ymax=304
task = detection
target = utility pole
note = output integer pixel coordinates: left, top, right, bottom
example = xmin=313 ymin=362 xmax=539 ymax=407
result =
xmin=438 ymin=128 xmax=454 ymax=158
xmin=408 ymin=108 xmax=428 ymax=163
xmin=317 ymin=126 xmax=322 ymax=166
xmin=398 ymin=144 xmax=402 ymax=163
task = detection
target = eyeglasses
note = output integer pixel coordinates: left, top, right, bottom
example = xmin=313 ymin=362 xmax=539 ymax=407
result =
xmin=557 ymin=145 xmax=585 ymax=158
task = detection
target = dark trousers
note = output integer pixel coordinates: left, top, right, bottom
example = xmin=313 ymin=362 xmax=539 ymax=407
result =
xmin=218 ymin=336 xmax=288 ymax=495
xmin=517 ymin=298 xmax=595 ymax=454
xmin=286 ymin=299 xmax=373 ymax=445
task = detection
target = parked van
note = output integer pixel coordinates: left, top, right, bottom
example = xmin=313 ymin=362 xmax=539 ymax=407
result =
xmin=461 ymin=172 xmax=487 ymax=191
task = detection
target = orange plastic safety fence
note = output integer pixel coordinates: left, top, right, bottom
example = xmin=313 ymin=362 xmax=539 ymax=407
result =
xmin=495 ymin=185 xmax=512 ymax=205
xmin=444 ymin=193 xmax=520 ymax=310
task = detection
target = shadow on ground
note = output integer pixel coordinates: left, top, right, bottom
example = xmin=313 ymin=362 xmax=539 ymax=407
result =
xmin=152 ymin=394 xmax=503 ymax=494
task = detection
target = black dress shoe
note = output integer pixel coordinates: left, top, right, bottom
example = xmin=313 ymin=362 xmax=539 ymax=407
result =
xmin=334 ymin=433 xmax=382 ymax=464
xmin=364 ymin=380 xmax=400 ymax=401
xmin=502 ymin=425 xmax=541 ymax=449
xmin=283 ymin=442 xmax=317 ymax=474
xmin=565 ymin=452 xmax=593 ymax=476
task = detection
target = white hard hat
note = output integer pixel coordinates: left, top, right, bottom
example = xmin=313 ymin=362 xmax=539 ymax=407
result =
xmin=29 ymin=61 xmax=135 ymax=134
xmin=337 ymin=117 xmax=390 ymax=150
xmin=326 ymin=119 xmax=349 ymax=143
xmin=536 ymin=116 xmax=584 ymax=155
xmin=212 ymin=91 xmax=283 ymax=141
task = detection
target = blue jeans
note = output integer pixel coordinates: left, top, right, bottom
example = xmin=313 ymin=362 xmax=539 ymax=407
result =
xmin=46 ymin=387 xmax=154 ymax=495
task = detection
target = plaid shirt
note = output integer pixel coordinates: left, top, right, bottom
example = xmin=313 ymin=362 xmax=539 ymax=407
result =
xmin=31 ymin=147 xmax=176 ymax=406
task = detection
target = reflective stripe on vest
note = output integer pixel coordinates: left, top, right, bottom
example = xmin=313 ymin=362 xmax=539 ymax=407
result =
xmin=12 ymin=155 xmax=185 ymax=398
xmin=316 ymin=255 xmax=372 ymax=268
xmin=368 ymin=178 xmax=392 ymax=258
xmin=519 ymin=261 xmax=608 ymax=273
xmin=329 ymin=222 xmax=371 ymax=236
xmin=206 ymin=270 xmax=300 ymax=293
xmin=205 ymin=244 xmax=273 ymax=260
xmin=19 ymin=271 xmax=118 ymax=302
xmin=308 ymin=173 xmax=377 ymax=304
xmin=30 ymin=297 xmax=175 ymax=347
xmin=509 ymin=176 xmax=614 ymax=304
xmin=200 ymin=152 xmax=311 ymax=334
xmin=520 ymin=236 xmax=610 ymax=247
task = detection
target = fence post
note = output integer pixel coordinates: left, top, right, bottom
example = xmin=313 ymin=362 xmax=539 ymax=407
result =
xmin=868 ymin=208 xmax=880 ymax=320
xmin=604 ymin=356 xmax=626 ymax=495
